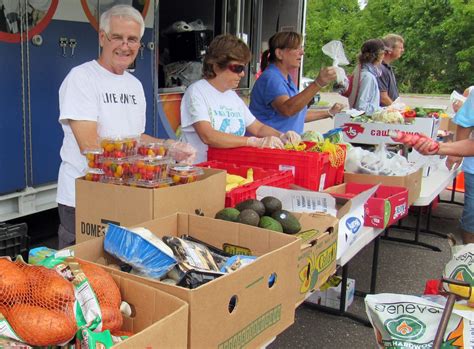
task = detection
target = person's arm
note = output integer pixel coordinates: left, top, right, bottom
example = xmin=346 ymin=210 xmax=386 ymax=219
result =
xmin=304 ymin=103 xmax=344 ymax=123
xmin=356 ymin=74 xmax=380 ymax=115
xmin=246 ymin=119 xmax=282 ymax=138
xmin=379 ymin=91 xmax=393 ymax=107
xmin=437 ymin=139 xmax=474 ymax=157
xmin=69 ymin=120 xmax=100 ymax=153
xmin=271 ymin=67 xmax=337 ymax=117
xmin=446 ymin=125 xmax=471 ymax=170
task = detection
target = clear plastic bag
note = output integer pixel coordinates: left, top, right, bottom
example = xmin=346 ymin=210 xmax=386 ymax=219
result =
xmin=322 ymin=40 xmax=350 ymax=85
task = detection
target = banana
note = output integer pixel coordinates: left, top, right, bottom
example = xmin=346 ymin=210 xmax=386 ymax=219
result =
xmin=226 ymin=174 xmax=246 ymax=184
xmin=226 ymin=182 xmax=240 ymax=192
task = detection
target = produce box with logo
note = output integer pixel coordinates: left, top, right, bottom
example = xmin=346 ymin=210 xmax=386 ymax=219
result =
xmin=75 ymin=168 xmax=225 ymax=243
xmin=334 ymin=112 xmax=440 ymax=145
xmin=256 ymin=185 xmax=374 ymax=268
xmin=324 ymin=183 xmax=409 ymax=229
xmin=69 ymin=213 xmax=300 ymax=349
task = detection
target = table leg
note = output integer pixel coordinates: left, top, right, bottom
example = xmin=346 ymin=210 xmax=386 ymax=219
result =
xmin=381 ymin=207 xmax=442 ymax=251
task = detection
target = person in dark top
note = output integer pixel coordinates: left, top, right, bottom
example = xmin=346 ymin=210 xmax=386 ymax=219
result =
xmin=377 ymin=34 xmax=404 ymax=106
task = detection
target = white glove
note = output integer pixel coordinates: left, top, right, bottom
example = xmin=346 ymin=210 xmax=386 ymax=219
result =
xmin=279 ymin=131 xmax=301 ymax=145
xmin=246 ymin=136 xmax=284 ymax=149
xmin=166 ymin=140 xmax=196 ymax=164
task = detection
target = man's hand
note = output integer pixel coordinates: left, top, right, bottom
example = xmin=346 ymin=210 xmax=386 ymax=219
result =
xmin=167 ymin=140 xmax=196 ymax=164
xmin=247 ymin=136 xmax=284 ymax=149
xmin=446 ymin=156 xmax=462 ymax=171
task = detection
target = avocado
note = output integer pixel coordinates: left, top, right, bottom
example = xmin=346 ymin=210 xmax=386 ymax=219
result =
xmin=235 ymin=199 xmax=266 ymax=217
xmin=215 ymin=208 xmax=240 ymax=222
xmin=271 ymin=210 xmax=301 ymax=234
xmin=258 ymin=216 xmax=283 ymax=233
xmin=238 ymin=209 xmax=260 ymax=226
xmin=260 ymin=196 xmax=283 ymax=216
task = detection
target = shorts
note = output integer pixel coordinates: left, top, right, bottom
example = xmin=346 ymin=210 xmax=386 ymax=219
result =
xmin=58 ymin=203 xmax=76 ymax=249
xmin=460 ymin=172 xmax=474 ymax=233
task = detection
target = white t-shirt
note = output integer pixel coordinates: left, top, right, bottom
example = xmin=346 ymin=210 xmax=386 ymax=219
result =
xmin=57 ymin=60 xmax=146 ymax=207
xmin=180 ymin=79 xmax=256 ymax=163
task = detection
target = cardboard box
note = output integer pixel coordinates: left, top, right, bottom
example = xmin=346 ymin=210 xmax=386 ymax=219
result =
xmin=286 ymin=212 xmax=338 ymax=306
xmin=344 ymin=168 xmax=422 ymax=206
xmin=324 ymin=183 xmax=409 ymax=229
xmin=104 ymin=269 xmax=188 ymax=348
xmin=306 ymin=276 xmax=355 ymax=312
xmin=75 ymin=168 xmax=226 ymax=243
xmin=334 ymin=112 xmax=440 ymax=145
xmin=71 ymin=213 xmax=300 ymax=349
xmin=256 ymin=185 xmax=374 ymax=263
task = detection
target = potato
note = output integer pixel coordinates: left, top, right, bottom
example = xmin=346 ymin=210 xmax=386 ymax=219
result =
xmin=7 ymin=305 xmax=77 ymax=346
xmin=23 ymin=265 xmax=75 ymax=310
xmin=0 ymin=259 xmax=28 ymax=306
xmin=101 ymin=304 xmax=123 ymax=332
xmin=77 ymin=259 xmax=121 ymax=307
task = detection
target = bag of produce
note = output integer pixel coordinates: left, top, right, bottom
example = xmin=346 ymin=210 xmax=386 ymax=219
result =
xmin=0 ymin=257 xmax=77 ymax=346
xmin=443 ymin=243 xmax=474 ymax=306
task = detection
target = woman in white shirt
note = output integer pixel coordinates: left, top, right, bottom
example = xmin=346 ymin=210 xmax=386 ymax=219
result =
xmin=180 ymin=34 xmax=299 ymax=163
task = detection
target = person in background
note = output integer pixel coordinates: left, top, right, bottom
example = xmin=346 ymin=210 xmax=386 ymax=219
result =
xmin=57 ymin=5 xmax=195 ymax=249
xmin=353 ymin=39 xmax=386 ymax=115
xmin=180 ymin=34 xmax=300 ymax=164
xmin=378 ymin=34 xmax=404 ymax=106
xmin=249 ymin=31 xmax=343 ymax=134
xmin=414 ymin=88 xmax=474 ymax=244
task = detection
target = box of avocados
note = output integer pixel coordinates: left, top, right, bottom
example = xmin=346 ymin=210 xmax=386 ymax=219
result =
xmin=70 ymin=212 xmax=300 ymax=349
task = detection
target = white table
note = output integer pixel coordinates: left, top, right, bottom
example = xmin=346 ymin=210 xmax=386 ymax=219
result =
xmin=384 ymin=165 xmax=459 ymax=251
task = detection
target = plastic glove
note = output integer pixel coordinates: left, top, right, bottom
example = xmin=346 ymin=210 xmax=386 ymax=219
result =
xmin=167 ymin=140 xmax=196 ymax=164
xmin=246 ymin=136 xmax=284 ymax=149
xmin=279 ymin=131 xmax=301 ymax=146
xmin=328 ymin=103 xmax=345 ymax=118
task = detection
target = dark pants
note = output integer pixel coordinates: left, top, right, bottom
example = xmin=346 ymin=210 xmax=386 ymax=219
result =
xmin=58 ymin=204 xmax=76 ymax=249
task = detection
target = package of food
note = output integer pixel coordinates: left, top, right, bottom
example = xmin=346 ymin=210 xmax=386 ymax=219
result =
xmin=85 ymin=168 xmax=104 ymax=182
xmin=104 ymin=224 xmax=177 ymax=279
xmin=168 ymin=164 xmax=204 ymax=185
xmin=100 ymin=135 xmax=139 ymax=158
xmin=101 ymin=158 xmax=132 ymax=185
xmin=365 ymin=293 xmax=474 ymax=348
xmin=137 ymin=141 xmax=169 ymax=158
xmin=128 ymin=157 xmax=173 ymax=187
xmin=83 ymin=149 xmax=103 ymax=169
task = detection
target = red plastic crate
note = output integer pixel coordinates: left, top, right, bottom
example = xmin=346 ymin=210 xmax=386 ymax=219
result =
xmin=323 ymin=144 xmax=346 ymax=189
xmin=196 ymin=160 xmax=294 ymax=207
xmin=207 ymin=142 xmax=343 ymax=191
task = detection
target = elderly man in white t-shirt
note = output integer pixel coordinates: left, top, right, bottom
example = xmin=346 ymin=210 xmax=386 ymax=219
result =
xmin=57 ymin=5 xmax=195 ymax=248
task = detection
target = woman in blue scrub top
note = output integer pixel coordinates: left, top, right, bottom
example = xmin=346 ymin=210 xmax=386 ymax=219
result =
xmin=249 ymin=31 xmax=343 ymax=134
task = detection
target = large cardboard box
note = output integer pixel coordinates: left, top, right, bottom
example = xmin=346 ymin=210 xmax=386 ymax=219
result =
xmin=71 ymin=213 xmax=300 ymax=349
xmin=105 ymin=270 xmax=189 ymax=348
xmin=324 ymin=183 xmax=409 ymax=229
xmin=334 ymin=112 xmax=440 ymax=145
xmin=344 ymin=168 xmax=423 ymax=206
xmin=75 ymin=168 xmax=226 ymax=243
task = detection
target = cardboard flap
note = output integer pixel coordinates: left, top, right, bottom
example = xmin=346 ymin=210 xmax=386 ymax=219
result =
xmin=336 ymin=184 xmax=379 ymax=219
xmin=256 ymin=186 xmax=337 ymax=217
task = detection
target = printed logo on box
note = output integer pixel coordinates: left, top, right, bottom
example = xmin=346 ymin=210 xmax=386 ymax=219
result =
xmin=393 ymin=203 xmax=407 ymax=219
xmin=345 ymin=217 xmax=362 ymax=234
xmin=298 ymin=243 xmax=337 ymax=294
xmin=384 ymin=315 xmax=426 ymax=341
xmin=341 ymin=123 xmax=365 ymax=139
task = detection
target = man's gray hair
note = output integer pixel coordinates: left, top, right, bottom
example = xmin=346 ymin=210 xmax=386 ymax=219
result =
xmin=100 ymin=5 xmax=145 ymax=37
xmin=383 ymin=34 xmax=404 ymax=49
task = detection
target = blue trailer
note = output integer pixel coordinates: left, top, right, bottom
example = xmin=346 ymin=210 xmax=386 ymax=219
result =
xmin=0 ymin=0 xmax=306 ymax=221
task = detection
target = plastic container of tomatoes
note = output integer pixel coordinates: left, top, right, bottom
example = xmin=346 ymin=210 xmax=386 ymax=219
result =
xmin=168 ymin=164 xmax=204 ymax=185
xmin=100 ymin=158 xmax=132 ymax=185
xmin=100 ymin=135 xmax=139 ymax=158
xmin=137 ymin=141 xmax=169 ymax=158
xmin=82 ymin=149 xmax=103 ymax=169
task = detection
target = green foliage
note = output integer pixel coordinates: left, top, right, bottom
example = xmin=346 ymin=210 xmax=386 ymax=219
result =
xmin=304 ymin=0 xmax=474 ymax=94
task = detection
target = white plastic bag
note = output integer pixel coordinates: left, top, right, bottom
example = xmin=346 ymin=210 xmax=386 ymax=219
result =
xmin=322 ymin=40 xmax=350 ymax=85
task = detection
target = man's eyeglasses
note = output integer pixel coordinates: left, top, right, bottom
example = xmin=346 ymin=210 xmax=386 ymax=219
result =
xmin=104 ymin=32 xmax=141 ymax=48
xmin=227 ymin=64 xmax=246 ymax=74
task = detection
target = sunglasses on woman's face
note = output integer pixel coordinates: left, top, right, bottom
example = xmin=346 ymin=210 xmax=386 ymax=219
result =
xmin=227 ymin=64 xmax=246 ymax=74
